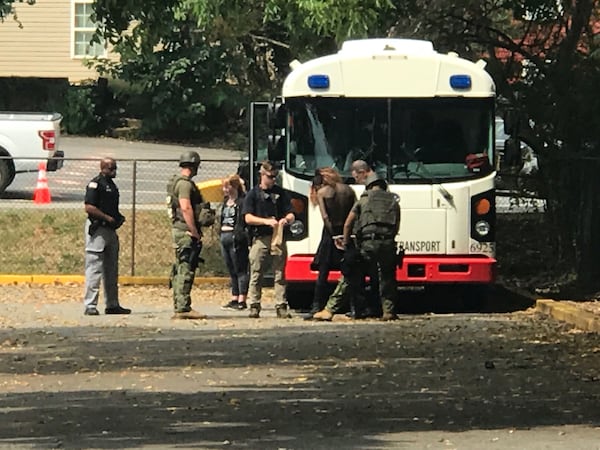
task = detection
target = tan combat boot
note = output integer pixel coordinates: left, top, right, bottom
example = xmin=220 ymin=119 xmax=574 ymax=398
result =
xmin=312 ymin=309 xmax=333 ymax=321
xmin=248 ymin=303 xmax=261 ymax=319
xmin=275 ymin=304 xmax=292 ymax=319
xmin=381 ymin=312 xmax=398 ymax=321
xmin=171 ymin=309 xmax=208 ymax=320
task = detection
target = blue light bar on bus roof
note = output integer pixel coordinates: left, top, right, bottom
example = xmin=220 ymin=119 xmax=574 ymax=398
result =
xmin=307 ymin=74 xmax=330 ymax=89
xmin=450 ymin=74 xmax=472 ymax=90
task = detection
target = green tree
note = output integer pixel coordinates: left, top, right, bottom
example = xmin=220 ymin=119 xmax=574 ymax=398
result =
xmin=91 ymin=0 xmax=396 ymax=139
xmin=93 ymin=0 xmax=284 ymax=139
xmin=0 ymin=0 xmax=35 ymax=23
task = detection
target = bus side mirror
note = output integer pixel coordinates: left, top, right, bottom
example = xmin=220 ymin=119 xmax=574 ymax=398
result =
xmin=504 ymin=137 xmax=521 ymax=166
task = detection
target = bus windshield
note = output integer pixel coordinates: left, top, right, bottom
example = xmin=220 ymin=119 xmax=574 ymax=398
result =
xmin=286 ymin=97 xmax=494 ymax=182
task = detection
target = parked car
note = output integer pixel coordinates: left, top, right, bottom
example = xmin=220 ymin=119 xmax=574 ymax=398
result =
xmin=0 ymin=112 xmax=65 ymax=194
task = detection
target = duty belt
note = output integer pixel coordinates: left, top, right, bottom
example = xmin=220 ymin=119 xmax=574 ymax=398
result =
xmin=252 ymin=234 xmax=273 ymax=244
xmin=360 ymin=233 xmax=395 ymax=241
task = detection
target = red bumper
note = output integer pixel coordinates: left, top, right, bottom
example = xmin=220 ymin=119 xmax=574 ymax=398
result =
xmin=285 ymin=254 xmax=496 ymax=284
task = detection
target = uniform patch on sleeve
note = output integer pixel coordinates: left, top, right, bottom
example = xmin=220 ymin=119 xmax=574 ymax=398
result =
xmin=88 ymin=181 xmax=98 ymax=189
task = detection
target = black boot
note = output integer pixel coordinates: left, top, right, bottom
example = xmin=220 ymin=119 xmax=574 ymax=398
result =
xmin=303 ymin=301 xmax=321 ymax=320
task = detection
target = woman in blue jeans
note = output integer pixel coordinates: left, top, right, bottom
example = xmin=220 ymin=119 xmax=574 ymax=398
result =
xmin=219 ymin=174 xmax=250 ymax=310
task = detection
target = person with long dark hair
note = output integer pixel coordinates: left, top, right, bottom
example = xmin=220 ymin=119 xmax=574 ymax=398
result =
xmin=306 ymin=167 xmax=356 ymax=319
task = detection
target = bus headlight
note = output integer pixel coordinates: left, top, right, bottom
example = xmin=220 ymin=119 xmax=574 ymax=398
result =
xmin=289 ymin=220 xmax=304 ymax=236
xmin=475 ymin=220 xmax=490 ymax=237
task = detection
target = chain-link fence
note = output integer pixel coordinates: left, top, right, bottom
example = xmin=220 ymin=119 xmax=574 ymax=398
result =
xmin=495 ymin=168 xmax=545 ymax=213
xmin=0 ymin=157 xmax=241 ymax=276
xmin=1 ymin=155 xmax=548 ymax=276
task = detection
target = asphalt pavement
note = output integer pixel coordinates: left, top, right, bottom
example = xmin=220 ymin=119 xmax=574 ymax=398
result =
xmin=1 ymin=284 xmax=599 ymax=449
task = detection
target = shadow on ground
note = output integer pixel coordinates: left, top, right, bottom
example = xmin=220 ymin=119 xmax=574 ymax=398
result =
xmin=396 ymin=283 xmax=535 ymax=315
xmin=292 ymin=282 xmax=535 ymax=316
xmin=0 ymin=313 xmax=598 ymax=449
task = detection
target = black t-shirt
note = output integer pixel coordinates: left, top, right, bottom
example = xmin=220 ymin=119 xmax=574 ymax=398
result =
xmin=242 ymin=184 xmax=293 ymax=237
xmin=84 ymin=174 xmax=120 ymax=219
xmin=221 ymin=195 xmax=247 ymax=227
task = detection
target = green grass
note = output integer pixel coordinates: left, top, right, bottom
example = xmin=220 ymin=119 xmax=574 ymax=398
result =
xmin=0 ymin=210 xmax=227 ymax=276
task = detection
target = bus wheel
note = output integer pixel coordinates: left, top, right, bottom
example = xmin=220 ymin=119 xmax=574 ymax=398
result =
xmin=285 ymin=283 xmax=314 ymax=312
xmin=0 ymin=158 xmax=14 ymax=194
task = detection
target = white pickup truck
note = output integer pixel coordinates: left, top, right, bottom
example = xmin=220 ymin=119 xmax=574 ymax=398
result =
xmin=0 ymin=112 xmax=65 ymax=194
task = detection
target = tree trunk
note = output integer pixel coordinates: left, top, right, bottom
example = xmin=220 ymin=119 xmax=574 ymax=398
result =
xmin=543 ymin=155 xmax=576 ymax=268
xmin=575 ymin=159 xmax=600 ymax=289
xmin=546 ymin=155 xmax=600 ymax=290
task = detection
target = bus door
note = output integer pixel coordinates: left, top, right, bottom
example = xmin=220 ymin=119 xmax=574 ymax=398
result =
xmin=247 ymin=101 xmax=286 ymax=188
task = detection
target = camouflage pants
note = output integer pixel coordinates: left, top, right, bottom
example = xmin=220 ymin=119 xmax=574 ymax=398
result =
xmin=325 ymin=276 xmax=351 ymax=313
xmin=171 ymin=228 xmax=199 ymax=313
xmin=326 ymin=240 xmax=397 ymax=315
xmin=358 ymin=239 xmax=397 ymax=315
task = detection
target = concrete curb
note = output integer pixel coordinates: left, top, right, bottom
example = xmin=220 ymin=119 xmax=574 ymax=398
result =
xmin=536 ymin=299 xmax=600 ymax=333
xmin=0 ymin=275 xmax=229 ymax=286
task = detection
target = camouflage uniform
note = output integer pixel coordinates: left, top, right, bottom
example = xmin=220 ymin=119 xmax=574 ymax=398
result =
xmin=319 ymin=174 xmax=400 ymax=320
xmin=167 ymin=173 xmax=205 ymax=313
xmin=352 ymin=181 xmax=400 ymax=317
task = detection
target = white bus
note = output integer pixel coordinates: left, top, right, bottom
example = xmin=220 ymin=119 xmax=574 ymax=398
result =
xmin=248 ymin=39 xmax=497 ymax=308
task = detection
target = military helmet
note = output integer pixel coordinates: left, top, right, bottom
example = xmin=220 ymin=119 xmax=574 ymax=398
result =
xmin=364 ymin=173 xmax=380 ymax=187
xmin=179 ymin=151 xmax=201 ymax=167
xmin=365 ymin=172 xmax=388 ymax=190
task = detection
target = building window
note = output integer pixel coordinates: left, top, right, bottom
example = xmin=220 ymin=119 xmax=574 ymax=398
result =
xmin=73 ymin=1 xmax=105 ymax=58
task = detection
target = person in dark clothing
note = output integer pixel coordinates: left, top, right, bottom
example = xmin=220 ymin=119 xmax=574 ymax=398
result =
xmin=305 ymin=167 xmax=356 ymax=319
xmin=219 ymin=173 xmax=249 ymax=311
xmin=82 ymin=157 xmax=130 ymax=316
xmin=343 ymin=177 xmax=401 ymax=321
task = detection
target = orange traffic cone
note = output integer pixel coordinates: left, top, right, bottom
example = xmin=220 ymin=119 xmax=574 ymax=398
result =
xmin=33 ymin=162 xmax=52 ymax=204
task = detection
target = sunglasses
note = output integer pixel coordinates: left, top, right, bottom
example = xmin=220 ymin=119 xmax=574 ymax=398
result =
xmin=108 ymin=166 xmax=118 ymax=170
xmin=263 ymin=173 xmax=277 ymax=179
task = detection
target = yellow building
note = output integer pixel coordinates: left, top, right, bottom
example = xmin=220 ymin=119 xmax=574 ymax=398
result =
xmin=0 ymin=0 xmax=117 ymax=82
